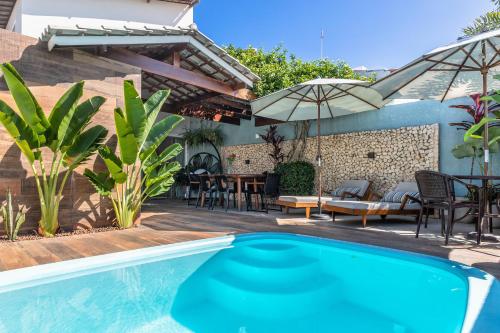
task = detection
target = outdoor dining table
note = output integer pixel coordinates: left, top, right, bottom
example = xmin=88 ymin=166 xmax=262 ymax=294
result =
xmin=198 ymin=173 xmax=266 ymax=211
xmin=454 ymin=174 xmax=500 ymax=241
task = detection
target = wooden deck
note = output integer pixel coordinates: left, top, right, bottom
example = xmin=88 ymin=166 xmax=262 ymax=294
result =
xmin=0 ymin=199 xmax=499 ymax=278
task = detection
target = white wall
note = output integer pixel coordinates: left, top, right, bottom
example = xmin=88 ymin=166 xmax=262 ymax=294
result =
xmin=17 ymin=0 xmax=194 ymax=38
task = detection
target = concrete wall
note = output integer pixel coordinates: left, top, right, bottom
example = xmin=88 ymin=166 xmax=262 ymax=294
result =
xmin=210 ymin=97 xmax=495 ymax=178
xmin=15 ymin=0 xmax=194 ymax=38
xmin=0 ymin=28 xmax=141 ymax=232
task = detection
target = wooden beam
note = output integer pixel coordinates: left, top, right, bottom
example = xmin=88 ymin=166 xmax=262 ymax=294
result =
xmin=254 ymin=116 xmax=285 ymax=127
xmin=105 ymin=48 xmax=254 ymax=100
xmin=172 ymin=51 xmax=181 ymax=67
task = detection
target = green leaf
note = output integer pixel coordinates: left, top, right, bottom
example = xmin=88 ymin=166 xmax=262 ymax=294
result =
xmin=145 ymin=162 xmax=181 ymax=187
xmin=47 ymin=82 xmax=84 ymax=150
xmin=141 ymin=89 xmax=170 ymax=149
xmin=140 ymin=115 xmax=183 ymax=162
xmin=142 ymin=143 xmax=183 ymax=174
xmin=464 ymin=116 xmax=497 ymax=141
xmin=0 ymin=63 xmax=50 ymax=136
xmin=60 ymin=96 xmax=106 ymax=150
xmin=98 ymin=146 xmax=127 ymax=184
xmin=83 ymin=169 xmax=114 ymax=196
xmin=123 ymin=80 xmax=147 ymax=145
xmin=0 ymin=100 xmax=37 ymax=162
xmin=452 ymin=143 xmax=476 ymax=159
xmin=64 ymin=125 xmax=108 ymax=168
xmin=114 ymin=107 xmax=138 ymax=165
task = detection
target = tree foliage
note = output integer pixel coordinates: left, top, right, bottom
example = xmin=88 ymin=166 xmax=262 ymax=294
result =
xmin=463 ymin=0 xmax=500 ymax=36
xmin=225 ymin=45 xmax=371 ymax=97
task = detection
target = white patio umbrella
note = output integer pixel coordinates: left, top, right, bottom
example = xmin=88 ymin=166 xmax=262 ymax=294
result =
xmin=372 ymin=28 xmax=500 ymax=175
xmin=251 ymin=78 xmax=385 ymax=219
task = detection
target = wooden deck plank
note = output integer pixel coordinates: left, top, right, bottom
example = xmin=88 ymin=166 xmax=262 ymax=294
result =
xmin=0 ymin=200 xmax=498 ymax=278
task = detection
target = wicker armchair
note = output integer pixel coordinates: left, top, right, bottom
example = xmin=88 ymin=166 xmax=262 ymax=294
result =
xmin=414 ymin=171 xmax=482 ymax=245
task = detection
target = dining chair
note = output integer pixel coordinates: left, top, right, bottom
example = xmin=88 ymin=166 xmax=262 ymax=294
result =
xmin=211 ymin=175 xmax=237 ymax=212
xmin=415 ymin=170 xmax=482 ymax=245
xmin=244 ymin=173 xmax=280 ymax=213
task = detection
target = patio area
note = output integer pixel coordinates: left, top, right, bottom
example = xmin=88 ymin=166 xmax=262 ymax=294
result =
xmin=1 ymin=199 xmax=498 ymax=278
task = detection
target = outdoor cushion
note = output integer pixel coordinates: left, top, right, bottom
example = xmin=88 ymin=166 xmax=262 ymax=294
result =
xmin=393 ymin=182 xmax=418 ymax=193
xmin=331 ymin=187 xmax=361 ymax=197
xmin=381 ymin=191 xmax=420 ymax=203
xmin=279 ymin=196 xmax=333 ymax=203
xmin=338 ymin=180 xmax=370 ymax=197
xmin=325 ymin=200 xmax=421 ymax=211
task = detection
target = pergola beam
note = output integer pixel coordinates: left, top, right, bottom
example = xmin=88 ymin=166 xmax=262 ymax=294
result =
xmin=105 ymin=48 xmax=254 ymax=100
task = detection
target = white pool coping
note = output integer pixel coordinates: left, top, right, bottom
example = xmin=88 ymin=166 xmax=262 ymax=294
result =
xmin=0 ymin=232 xmax=497 ymax=333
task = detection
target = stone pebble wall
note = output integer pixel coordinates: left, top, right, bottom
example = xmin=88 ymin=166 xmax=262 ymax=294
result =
xmin=222 ymin=124 xmax=439 ymax=195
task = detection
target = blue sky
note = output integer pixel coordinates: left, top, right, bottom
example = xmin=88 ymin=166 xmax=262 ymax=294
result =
xmin=195 ymin=0 xmax=494 ymax=69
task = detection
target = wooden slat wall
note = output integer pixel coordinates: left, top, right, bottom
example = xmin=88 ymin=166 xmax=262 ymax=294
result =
xmin=0 ymin=28 xmax=142 ymax=233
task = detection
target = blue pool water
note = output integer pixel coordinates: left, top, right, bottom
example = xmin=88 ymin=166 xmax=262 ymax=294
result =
xmin=0 ymin=233 xmax=497 ymax=333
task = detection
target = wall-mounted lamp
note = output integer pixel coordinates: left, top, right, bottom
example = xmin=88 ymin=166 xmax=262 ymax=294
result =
xmin=367 ymin=152 xmax=376 ymax=159
xmin=245 ymin=160 xmax=250 ymax=165
xmin=255 ymin=133 xmax=260 ymax=139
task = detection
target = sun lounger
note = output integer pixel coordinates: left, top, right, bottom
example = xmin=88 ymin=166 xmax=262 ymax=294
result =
xmin=323 ymin=182 xmax=421 ymax=227
xmin=277 ymin=180 xmax=371 ymax=218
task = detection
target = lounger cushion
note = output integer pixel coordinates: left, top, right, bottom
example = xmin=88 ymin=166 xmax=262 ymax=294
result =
xmin=331 ymin=187 xmax=361 ymax=197
xmin=338 ymin=180 xmax=370 ymax=197
xmin=381 ymin=191 xmax=420 ymax=203
xmin=279 ymin=196 xmax=333 ymax=203
xmin=326 ymin=200 xmax=421 ymax=211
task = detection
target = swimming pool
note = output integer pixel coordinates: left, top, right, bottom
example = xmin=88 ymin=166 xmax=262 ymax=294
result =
xmin=0 ymin=233 xmax=497 ymax=332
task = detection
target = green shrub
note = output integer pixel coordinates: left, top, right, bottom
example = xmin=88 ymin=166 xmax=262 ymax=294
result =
xmin=275 ymin=161 xmax=315 ymax=195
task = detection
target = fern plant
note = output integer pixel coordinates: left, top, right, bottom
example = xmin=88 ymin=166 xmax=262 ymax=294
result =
xmin=1 ymin=189 xmax=27 ymax=241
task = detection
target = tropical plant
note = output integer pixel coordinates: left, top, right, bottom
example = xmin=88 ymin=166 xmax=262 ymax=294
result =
xmin=450 ymin=93 xmax=500 ymax=175
xmin=275 ymin=161 xmax=315 ymax=195
xmin=84 ymin=81 xmax=184 ymax=229
xmin=182 ymin=126 xmax=224 ymax=163
xmin=456 ymin=77 xmax=500 ymax=174
xmin=259 ymin=125 xmax=285 ymax=167
xmin=1 ymin=189 xmax=27 ymax=241
xmin=0 ymin=63 xmax=108 ymax=237
xmin=463 ymin=0 xmax=500 ymax=36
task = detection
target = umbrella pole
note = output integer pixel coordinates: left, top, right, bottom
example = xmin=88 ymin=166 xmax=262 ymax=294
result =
xmin=317 ymin=101 xmax=322 ymax=213
xmin=311 ymin=99 xmax=330 ymax=220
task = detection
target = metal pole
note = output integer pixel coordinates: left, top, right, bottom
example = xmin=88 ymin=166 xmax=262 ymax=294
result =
xmin=482 ymin=41 xmax=489 ymax=176
xmin=317 ymin=98 xmax=322 ymax=214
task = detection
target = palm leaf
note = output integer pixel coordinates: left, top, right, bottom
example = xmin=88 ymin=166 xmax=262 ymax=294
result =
xmin=98 ymin=146 xmax=127 ymax=184
xmin=145 ymin=162 xmax=181 ymax=187
xmin=47 ymin=81 xmax=84 ymax=150
xmin=64 ymin=125 xmax=108 ymax=167
xmin=0 ymin=100 xmax=37 ymax=162
xmin=142 ymin=143 xmax=183 ymax=175
xmin=0 ymin=63 xmax=50 ymax=136
xmin=114 ymin=107 xmax=138 ymax=165
xmin=140 ymin=115 xmax=183 ymax=162
xmin=60 ymin=96 xmax=106 ymax=150
xmin=83 ymin=169 xmax=114 ymax=196
xmin=123 ymin=80 xmax=147 ymax=144
xmin=141 ymin=89 xmax=170 ymax=149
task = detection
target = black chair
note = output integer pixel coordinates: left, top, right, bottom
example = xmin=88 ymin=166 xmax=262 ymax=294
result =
xmin=210 ymin=175 xmax=236 ymax=212
xmin=244 ymin=173 xmax=281 ymax=213
xmin=194 ymin=174 xmax=215 ymax=209
xmin=187 ymin=173 xmax=200 ymax=206
xmin=415 ymin=171 xmax=482 ymax=245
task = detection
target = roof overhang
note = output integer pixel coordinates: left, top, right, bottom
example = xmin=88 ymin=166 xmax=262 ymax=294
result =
xmin=43 ymin=25 xmax=258 ymax=87
xmin=0 ymin=0 xmax=16 ymax=29
xmin=42 ymin=25 xmax=259 ymax=125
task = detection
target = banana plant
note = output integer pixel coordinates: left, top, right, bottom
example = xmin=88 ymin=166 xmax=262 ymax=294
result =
xmin=0 ymin=63 xmax=108 ymax=237
xmin=84 ymin=81 xmax=183 ymax=229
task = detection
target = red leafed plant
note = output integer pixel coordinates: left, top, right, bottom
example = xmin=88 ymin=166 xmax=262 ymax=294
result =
xmin=259 ymin=125 xmax=285 ymax=167
xmin=449 ymin=93 xmax=500 ymax=131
